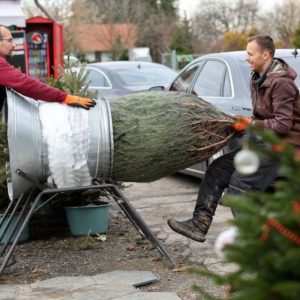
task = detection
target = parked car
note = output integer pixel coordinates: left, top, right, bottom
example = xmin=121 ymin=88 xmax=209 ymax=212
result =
xmin=169 ymin=49 xmax=300 ymax=178
xmin=76 ymin=61 xmax=177 ymax=99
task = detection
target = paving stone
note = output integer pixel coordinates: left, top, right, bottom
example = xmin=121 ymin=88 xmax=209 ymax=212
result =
xmin=0 ymin=285 xmax=18 ymax=300
xmin=61 ymin=284 xmax=138 ymax=300
xmin=117 ymin=292 xmax=182 ymax=300
xmin=30 ymin=276 xmax=95 ymax=291
xmin=92 ymin=270 xmax=158 ymax=287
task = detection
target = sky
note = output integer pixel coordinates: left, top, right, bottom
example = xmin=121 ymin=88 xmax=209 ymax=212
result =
xmin=178 ymin=0 xmax=284 ymax=18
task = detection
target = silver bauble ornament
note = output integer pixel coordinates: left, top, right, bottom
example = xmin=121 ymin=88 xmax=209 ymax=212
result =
xmin=234 ymin=148 xmax=259 ymax=175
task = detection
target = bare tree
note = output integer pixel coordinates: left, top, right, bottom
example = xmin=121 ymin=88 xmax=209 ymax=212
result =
xmin=260 ymin=0 xmax=300 ymax=47
xmin=191 ymin=0 xmax=259 ymax=53
xmin=89 ymin=0 xmax=178 ymax=62
xmin=65 ymin=0 xmax=100 ymax=53
xmin=21 ymin=0 xmax=178 ymax=61
xmin=21 ymin=0 xmax=73 ymax=23
xmin=90 ymin=0 xmax=144 ymax=60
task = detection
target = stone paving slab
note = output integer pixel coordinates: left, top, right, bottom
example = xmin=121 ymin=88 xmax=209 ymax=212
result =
xmin=30 ymin=276 xmax=95 ymax=291
xmin=0 ymin=271 xmax=182 ymax=300
xmin=0 ymin=285 xmax=18 ymax=300
xmin=92 ymin=270 xmax=158 ymax=287
xmin=117 ymin=292 xmax=182 ymax=300
xmin=59 ymin=284 xmax=137 ymax=300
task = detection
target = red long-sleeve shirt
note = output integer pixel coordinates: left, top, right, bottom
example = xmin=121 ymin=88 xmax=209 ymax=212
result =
xmin=0 ymin=56 xmax=67 ymax=107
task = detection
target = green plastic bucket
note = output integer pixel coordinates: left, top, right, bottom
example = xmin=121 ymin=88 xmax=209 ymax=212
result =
xmin=0 ymin=214 xmax=30 ymax=244
xmin=64 ymin=202 xmax=110 ymax=236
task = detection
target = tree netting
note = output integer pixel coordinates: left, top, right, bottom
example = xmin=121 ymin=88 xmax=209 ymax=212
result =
xmin=0 ymin=90 xmax=237 ymax=206
xmin=110 ymin=91 xmax=236 ymax=182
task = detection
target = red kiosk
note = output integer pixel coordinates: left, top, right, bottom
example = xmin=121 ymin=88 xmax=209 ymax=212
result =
xmin=25 ymin=17 xmax=64 ymax=81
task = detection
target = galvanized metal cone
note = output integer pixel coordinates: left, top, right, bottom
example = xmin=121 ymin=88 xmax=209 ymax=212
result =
xmin=6 ymin=89 xmax=114 ymax=200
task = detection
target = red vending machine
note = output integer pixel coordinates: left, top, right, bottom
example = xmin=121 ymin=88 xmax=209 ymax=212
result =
xmin=25 ymin=17 xmax=64 ymax=81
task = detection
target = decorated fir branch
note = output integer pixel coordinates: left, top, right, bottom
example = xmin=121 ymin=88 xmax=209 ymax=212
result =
xmin=190 ymin=129 xmax=300 ymax=300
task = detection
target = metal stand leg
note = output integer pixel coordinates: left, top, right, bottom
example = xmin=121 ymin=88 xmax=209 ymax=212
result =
xmin=108 ymin=185 xmax=176 ymax=267
xmin=0 ymin=173 xmax=176 ymax=275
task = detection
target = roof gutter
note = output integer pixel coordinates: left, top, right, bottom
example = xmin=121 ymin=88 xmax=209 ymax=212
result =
xmin=34 ymin=0 xmax=56 ymax=21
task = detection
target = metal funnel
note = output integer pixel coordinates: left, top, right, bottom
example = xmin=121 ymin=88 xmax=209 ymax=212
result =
xmin=6 ymin=89 xmax=113 ymax=200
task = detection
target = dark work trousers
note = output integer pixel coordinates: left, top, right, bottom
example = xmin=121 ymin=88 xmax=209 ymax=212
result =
xmin=193 ymin=147 xmax=280 ymax=219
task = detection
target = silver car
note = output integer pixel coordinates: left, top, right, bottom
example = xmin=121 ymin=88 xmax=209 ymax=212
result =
xmin=78 ymin=61 xmax=178 ymax=99
xmin=169 ymin=49 xmax=300 ymax=178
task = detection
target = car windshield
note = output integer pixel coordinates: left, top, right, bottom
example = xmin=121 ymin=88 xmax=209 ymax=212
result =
xmin=114 ymin=67 xmax=177 ymax=86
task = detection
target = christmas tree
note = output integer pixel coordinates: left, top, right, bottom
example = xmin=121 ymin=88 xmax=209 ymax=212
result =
xmin=0 ymin=118 xmax=8 ymax=210
xmin=191 ymin=128 xmax=300 ymax=300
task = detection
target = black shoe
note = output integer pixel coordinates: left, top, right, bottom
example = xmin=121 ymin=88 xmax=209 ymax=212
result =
xmin=167 ymin=218 xmax=206 ymax=242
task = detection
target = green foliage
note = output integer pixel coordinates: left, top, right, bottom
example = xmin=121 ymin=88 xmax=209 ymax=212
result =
xmin=75 ymin=52 xmax=89 ymax=63
xmin=46 ymin=62 xmax=96 ymax=99
xmin=0 ymin=118 xmax=9 ymax=210
xmin=145 ymin=0 xmax=178 ymax=16
xmin=170 ymin=15 xmax=194 ymax=55
xmin=159 ymin=0 xmax=178 ymax=16
xmin=192 ymin=128 xmax=300 ymax=300
xmin=222 ymin=28 xmax=258 ymax=52
xmin=292 ymin=22 xmax=300 ymax=49
xmin=109 ymin=35 xmax=128 ymax=61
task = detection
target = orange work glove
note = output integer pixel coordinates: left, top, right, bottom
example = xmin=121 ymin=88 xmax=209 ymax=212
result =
xmin=63 ymin=94 xmax=96 ymax=110
xmin=231 ymin=117 xmax=252 ymax=132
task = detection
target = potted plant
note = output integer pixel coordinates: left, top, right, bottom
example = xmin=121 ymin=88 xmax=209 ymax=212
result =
xmin=61 ymin=190 xmax=111 ymax=237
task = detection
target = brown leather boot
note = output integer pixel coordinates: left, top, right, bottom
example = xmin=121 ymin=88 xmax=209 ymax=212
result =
xmin=167 ymin=214 xmax=212 ymax=242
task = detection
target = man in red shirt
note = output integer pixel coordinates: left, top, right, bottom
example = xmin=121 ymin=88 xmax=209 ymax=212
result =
xmin=0 ymin=25 xmax=96 ymax=110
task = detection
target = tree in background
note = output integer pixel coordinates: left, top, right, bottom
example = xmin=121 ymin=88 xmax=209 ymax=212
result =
xmin=170 ymin=14 xmax=194 ymax=55
xmin=69 ymin=0 xmax=178 ymax=62
xmin=222 ymin=28 xmax=258 ymax=52
xmin=146 ymin=0 xmax=178 ymax=16
xmin=260 ymin=0 xmax=300 ymax=48
xmin=292 ymin=23 xmax=300 ymax=49
xmin=190 ymin=128 xmax=300 ymax=299
xmin=136 ymin=0 xmax=178 ymax=62
xmin=191 ymin=0 xmax=259 ymax=53
xmin=69 ymin=0 xmax=140 ymax=59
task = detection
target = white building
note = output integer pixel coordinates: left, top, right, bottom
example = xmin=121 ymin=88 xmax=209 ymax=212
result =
xmin=0 ymin=0 xmax=26 ymax=27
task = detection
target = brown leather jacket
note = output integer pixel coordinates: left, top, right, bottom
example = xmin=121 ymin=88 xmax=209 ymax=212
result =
xmin=250 ymin=58 xmax=300 ymax=146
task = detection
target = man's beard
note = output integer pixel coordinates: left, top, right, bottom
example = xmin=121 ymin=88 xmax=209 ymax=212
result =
xmin=4 ymin=52 xmax=13 ymax=59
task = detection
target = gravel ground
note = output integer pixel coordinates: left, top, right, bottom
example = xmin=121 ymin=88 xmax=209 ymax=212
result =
xmin=0 ymin=205 xmax=227 ymax=300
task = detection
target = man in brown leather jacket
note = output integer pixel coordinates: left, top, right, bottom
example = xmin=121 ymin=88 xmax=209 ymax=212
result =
xmin=168 ymin=35 xmax=300 ymax=242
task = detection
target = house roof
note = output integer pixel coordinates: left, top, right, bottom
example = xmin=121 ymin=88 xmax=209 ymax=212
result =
xmin=74 ymin=23 xmax=137 ymax=52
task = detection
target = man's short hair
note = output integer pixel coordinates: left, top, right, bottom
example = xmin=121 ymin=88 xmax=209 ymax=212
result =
xmin=247 ymin=34 xmax=275 ymax=57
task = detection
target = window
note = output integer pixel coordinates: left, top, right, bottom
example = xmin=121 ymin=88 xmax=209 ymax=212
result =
xmin=115 ymin=67 xmax=176 ymax=86
xmin=85 ymin=68 xmax=110 ymax=88
xmin=192 ymin=60 xmax=226 ymax=97
xmin=223 ymin=70 xmax=232 ymax=97
xmin=170 ymin=62 xmax=204 ymax=93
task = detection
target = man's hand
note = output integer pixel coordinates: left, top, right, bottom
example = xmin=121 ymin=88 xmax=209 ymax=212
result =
xmin=232 ymin=116 xmax=252 ymax=132
xmin=63 ymin=94 xmax=96 ymax=110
